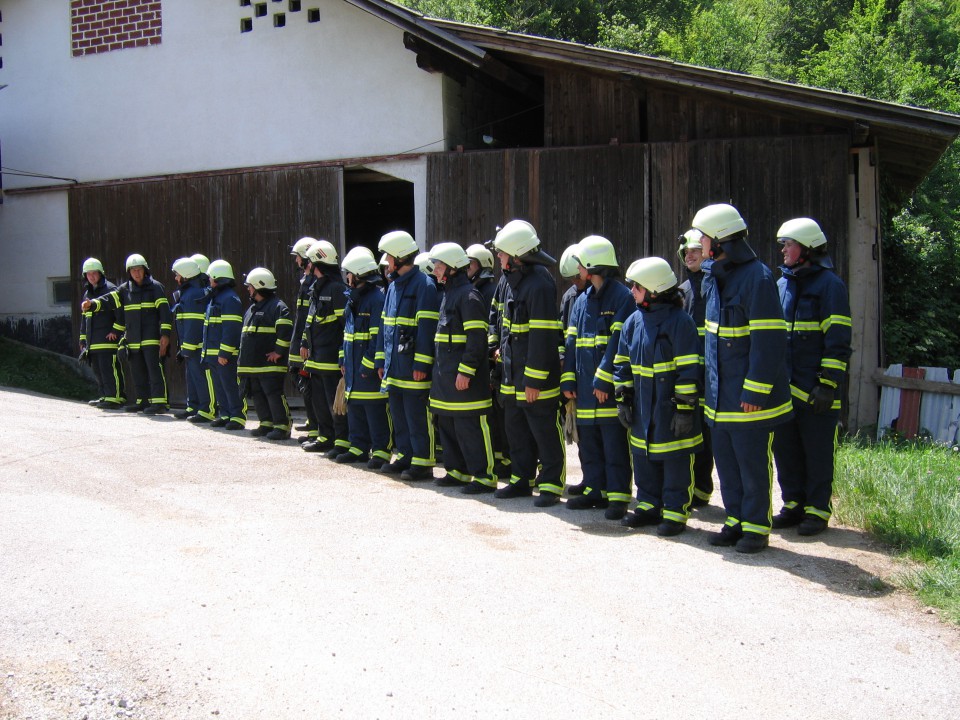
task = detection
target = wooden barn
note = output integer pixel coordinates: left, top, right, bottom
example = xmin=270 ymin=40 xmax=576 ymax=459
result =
xmin=3 ymin=1 xmax=958 ymax=431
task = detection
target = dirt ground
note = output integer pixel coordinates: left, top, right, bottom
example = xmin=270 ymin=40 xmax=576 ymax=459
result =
xmin=1 ymin=387 xmax=958 ymax=720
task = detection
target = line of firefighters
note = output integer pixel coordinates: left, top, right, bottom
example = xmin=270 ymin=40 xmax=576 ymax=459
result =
xmin=78 ymin=202 xmax=851 ymax=554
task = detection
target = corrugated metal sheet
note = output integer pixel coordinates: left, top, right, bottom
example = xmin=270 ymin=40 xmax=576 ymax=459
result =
xmin=878 ymin=364 xmax=960 ymax=445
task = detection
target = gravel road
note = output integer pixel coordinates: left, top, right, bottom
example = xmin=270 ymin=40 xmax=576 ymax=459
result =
xmin=1 ymin=387 xmax=957 ymax=720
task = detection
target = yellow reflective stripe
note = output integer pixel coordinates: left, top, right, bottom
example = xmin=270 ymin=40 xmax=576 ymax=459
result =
xmin=238 ymin=366 xmax=286 ymax=374
xmin=610 ymin=321 xmax=623 ymax=332
xmin=648 ymin=434 xmax=703 ymax=453
xmin=436 ymin=334 xmax=467 ymax=344
xmin=595 ymin=368 xmax=614 ymax=383
xmin=416 ymin=310 xmax=440 ymax=321
xmin=181 ymin=342 xmax=202 ymax=351
xmin=705 ymin=320 xmax=749 ymax=338
xmin=575 ymin=407 xmax=619 ymax=419
xmin=629 ymin=435 xmax=647 ymax=450
xmin=179 ymin=312 xmax=205 ymax=321
xmin=413 ymin=353 xmax=434 ymax=364
xmin=525 ymin=366 xmax=549 ymax=380
xmin=675 ymin=353 xmax=699 ymax=367
xmin=529 ymin=319 xmax=563 ymax=330
xmin=791 ymin=321 xmax=820 ymax=332
xmin=704 ymin=401 xmax=793 ymax=423
xmin=429 ymin=398 xmax=493 ymax=412
xmin=575 ymin=338 xmax=595 ymax=347
xmin=749 ymin=318 xmax=787 ymax=331
xmin=821 ymin=314 xmax=851 ymax=330
xmin=222 ymin=314 xmax=243 ymax=322
xmin=242 ymin=326 xmax=278 ymax=334
xmin=506 ymin=322 xmax=529 ymax=333
xmin=566 ymin=327 xmax=578 ymax=338
xmin=743 ymin=378 xmax=773 ymax=394
xmin=821 ymin=358 xmax=847 ymax=371
xmin=383 ymin=377 xmax=431 ymax=390
xmin=741 ymin=522 xmax=770 ymax=535
xmin=561 ymin=372 xmax=576 ymax=383
xmin=276 ymin=340 xmax=291 ymax=348
xmin=457 ymin=363 xmax=476 ymax=376
xmin=345 ymin=390 xmax=388 ymax=401
xmin=502 ymin=386 xmax=561 ymax=400
xmin=613 ymin=353 xmax=630 ymax=364
xmin=463 ymin=320 xmax=487 ymax=331
xmin=361 ymin=357 xmax=376 ymax=369
xmin=221 ymin=344 xmax=238 ymax=353
xmin=594 ymin=334 xmax=610 ymax=346
xmin=304 ymin=360 xmax=339 ymax=371
xmin=675 ymin=383 xmax=697 ymax=395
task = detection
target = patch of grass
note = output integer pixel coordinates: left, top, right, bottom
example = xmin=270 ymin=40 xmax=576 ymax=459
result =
xmin=835 ymin=437 xmax=960 ymax=623
xmin=0 ymin=336 xmax=97 ymax=401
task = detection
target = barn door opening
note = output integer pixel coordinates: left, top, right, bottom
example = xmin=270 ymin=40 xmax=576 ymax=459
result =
xmin=342 ymin=168 xmax=415 ymax=255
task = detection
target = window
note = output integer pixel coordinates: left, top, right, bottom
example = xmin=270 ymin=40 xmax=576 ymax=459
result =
xmin=51 ymin=278 xmax=72 ymax=306
xmin=273 ymin=13 xmax=285 ymax=27
xmin=240 ymin=17 xmax=253 ymax=32
xmin=307 ymin=8 xmax=320 ymax=22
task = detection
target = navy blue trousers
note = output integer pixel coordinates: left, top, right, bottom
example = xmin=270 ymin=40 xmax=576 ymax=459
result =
xmin=388 ymin=389 xmax=434 ymax=468
xmin=711 ymin=423 xmax=776 ymax=536
xmin=577 ymin=423 xmax=632 ymax=503
xmin=772 ymin=401 xmax=838 ymax=520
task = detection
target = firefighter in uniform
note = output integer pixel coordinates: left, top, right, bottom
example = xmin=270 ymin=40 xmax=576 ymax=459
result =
xmin=692 ymin=203 xmax=792 ymax=553
xmin=238 ymin=267 xmax=293 ymax=440
xmin=171 ymin=257 xmax=215 ymax=422
xmin=614 ymin=257 xmax=704 ymax=535
xmin=557 ymin=242 xmax=590 ymax=495
xmin=466 ymin=242 xmax=509 ymax=479
xmin=428 ymin=242 xmax=496 ymax=494
xmin=83 ymin=253 xmax=171 ymax=414
xmin=202 ymin=259 xmax=246 ymax=430
xmin=376 ymin=230 xmax=440 ymax=481
xmin=491 ymin=220 xmax=566 ymax=507
xmin=288 ymin=237 xmax=319 ymax=443
xmin=561 ymin=236 xmax=635 ymax=520
xmin=191 ymin=254 xmax=211 ymax=284
xmin=677 ymin=230 xmax=715 ymax=506
xmin=337 ymin=246 xmax=392 ymax=468
xmin=772 ymin=218 xmax=852 ymax=536
xmin=300 ymin=239 xmax=349 ymax=457
xmin=79 ymin=257 xmax=125 ymax=409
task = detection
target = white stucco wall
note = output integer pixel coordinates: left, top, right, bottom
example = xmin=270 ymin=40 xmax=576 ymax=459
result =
xmin=0 ymin=0 xmax=446 ymax=188
xmin=0 ymin=192 xmax=70 ymax=317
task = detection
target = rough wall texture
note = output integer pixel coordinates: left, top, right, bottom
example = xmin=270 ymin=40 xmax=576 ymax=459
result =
xmin=0 ymin=316 xmax=74 ymax=356
xmin=71 ymin=0 xmax=162 ymax=57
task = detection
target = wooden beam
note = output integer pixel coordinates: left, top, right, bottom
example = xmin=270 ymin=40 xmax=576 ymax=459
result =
xmin=872 ymin=369 xmax=960 ymax=396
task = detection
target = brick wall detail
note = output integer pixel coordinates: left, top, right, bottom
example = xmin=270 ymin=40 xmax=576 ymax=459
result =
xmin=71 ymin=0 xmax=162 ymax=57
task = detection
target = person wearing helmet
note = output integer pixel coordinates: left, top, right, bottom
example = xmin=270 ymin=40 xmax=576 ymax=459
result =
xmin=771 ymin=218 xmax=852 ymax=536
xmin=375 ymin=230 xmax=440 ymax=480
xmin=82 ymin=253 xmax=172 ymax=414
xmin=288 ymin=237 xmax=320 ymax=442
xmin=238 ymin=267 xmax=294 ymax=441
xmin=427 ymin=242 xmax=496 ymax=494
xmin=201 ymin=259 xmax=246 ymax=430
xmin=78 ymin=257 xmax=126 ymax=409
xmin=171 ymin=257 xmax=215 ymax=422
xmin=692 ymin=203 xmax=792 ymax=553
xmin=336 ymin=246 xmax=391 ymax=467
xmin=466 ymin=241 xmax=510 ymax=479
xmin=300 ymin=239 xmax=349 ymax=456
xmin=558 ymin=242 xmax=588 ymax=337
xmin=560 ymin=236 xmax=635 ymax=519
xmin=613 ymin=257 xmax=704 ymax=535
xmin=190 ymin=253 xmax=211 ymax=281
xmin=677 ymin=230 xmax=715 ymax=508
xmin=491 ymin=219 xmax=565 ymax=507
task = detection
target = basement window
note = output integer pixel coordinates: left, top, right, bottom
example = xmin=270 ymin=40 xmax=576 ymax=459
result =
xmin=239 ymin=0 xmax=251 ymax=6
xmin=240 ymin=17 xmax=253 ymax=32
xmin=274 ymin=13 xmax=285 ymax=27
xmin=307 ymin=8 xmax=320 ymax=22
xmin=51 ymin=278 xmax=72 ymax=306
xmin=254 ymin=3 xmax=267 ymax=18
xmin=289 ymin=0 xmax=301 ymax=11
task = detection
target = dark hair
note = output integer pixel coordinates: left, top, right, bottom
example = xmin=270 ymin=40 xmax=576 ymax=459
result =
xmin=650 ymin=287 xmax=683 ymax=308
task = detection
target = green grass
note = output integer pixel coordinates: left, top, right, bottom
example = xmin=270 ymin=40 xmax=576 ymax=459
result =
xmin=835 ymin=437 xmax=960 ymax=623
xmin=0 ymin=336 xmax=97 ymax=401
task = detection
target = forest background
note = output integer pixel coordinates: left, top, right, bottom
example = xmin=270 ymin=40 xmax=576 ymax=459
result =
xmin=399 ymin=0 xmax=960 ymax=369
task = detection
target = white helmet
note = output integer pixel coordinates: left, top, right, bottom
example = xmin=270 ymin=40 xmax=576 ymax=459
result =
xmin=245 ymin=267 xmax=277 ymax=290
xmin=493 ymin=220 xmax=540 ymax=257
xmin=306 ymin=239 xmax=339 ymax=266
xmin=466 ymin=243 xmax=494 ymax=270
xmin=82 ymin=257 xmax=104 ymax=275
xmin=625 ymin=257 xmax=678 ymax=294
xmin=125 ymin=253 xmax=149 ymax=271
xmin=172 ymin=257 xmax=201 ymax=279
xmin=576 ymin=235 xmax=618 ymax=271
xmin=341 ymin=246 xmax=379 ymax=277
xmin=691 ymin=203 xmax=747 ymax=241
xmin=558 ymin=244 xmax=581 ymax=278
xmin=290 ymin=236 xmax=317 ymax=258
xmin=414 ymin=252 xmax=435 ymax=275
xmin=429 ymin=242 xmax=471 ymax=270
xmin=378 ymin=230 xmax=419 ymax=261
xmin=677 ymin=229 xmax=703 ymax=260
xmin=207 ymin=259 xmax=235 ymax=281
xmin=190 ymin=253 xmax=210 ymax=274
xmin=777 ymin=217 xmax=827 ymax=249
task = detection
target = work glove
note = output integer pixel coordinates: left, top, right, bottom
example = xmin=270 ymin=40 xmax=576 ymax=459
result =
xmin=77 ymin=349 xmax=90 ymax=366
xmin=616 ymin=390 xmax=634 ymax=430
xmin=563 ymin=398 xmax=578 ymax=444
xmin=808 ymin=383 xmax=835 ymax=414
xmin=670 ymin=409 xmax=694 ymax=436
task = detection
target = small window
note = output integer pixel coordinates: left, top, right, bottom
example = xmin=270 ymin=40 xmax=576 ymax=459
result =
xmin=240 ymin=17 xmax=253 ymax=32
xmin=307 ymin=8 xmax=320 ymax=22
xmin=51 ymin=278 xmax=72 ymax=305
xmin=239 ymin=0 xmax=251 ymax=6
xmin=273 ymin=13 xmax=285 ymax=27
xmin=254 ymin=3 xmax=267 ymax=18
xmin=289 ymin=0 xmax=302 ymax=11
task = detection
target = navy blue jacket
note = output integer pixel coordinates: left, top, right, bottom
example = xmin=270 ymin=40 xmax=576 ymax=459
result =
xmin=289 ymin=272 xmax=315 ymax=370
xmin=238 ymin=293 xmax=293 ymax=375
xmin=81 ymin=276 xmax=123 ymax=352
xmin=342 ymin=281 xmax=387 ymax=403
xmin=376 ymin=266 xmax=439 ymax=392
xmin=778 ymin=262 xmax=852 ymax=413
xmin=302 ymin=272 xmax=347 ymax=375
xmin=614 ymin=302 xmax=703 ymax=457
xmin=701 ymin=244 xmax=792 ymax=428
xmin=172 ymin=277 xmax=209 ymax=358
xmin=92 ymin=273 xmax=171 ymax=351
xmin=561 ymin=277 xmax=634 ymax=424
xmin=202 ymin=281 xmax=243 ymax=364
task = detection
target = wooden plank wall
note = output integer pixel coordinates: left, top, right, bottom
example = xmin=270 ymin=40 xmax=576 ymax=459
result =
xmin=68 ymin=166 xmax=343 ymax=404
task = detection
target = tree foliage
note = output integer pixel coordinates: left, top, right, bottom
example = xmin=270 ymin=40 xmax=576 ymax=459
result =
xmin=397 ymin=0 xmax=960 ymax=367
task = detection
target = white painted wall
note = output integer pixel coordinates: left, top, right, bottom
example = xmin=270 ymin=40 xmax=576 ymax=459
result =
xmin=0 ymin=0 xmax=446 ymax=188
xmin=0 ymin=192 xmax=70 ymax=317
